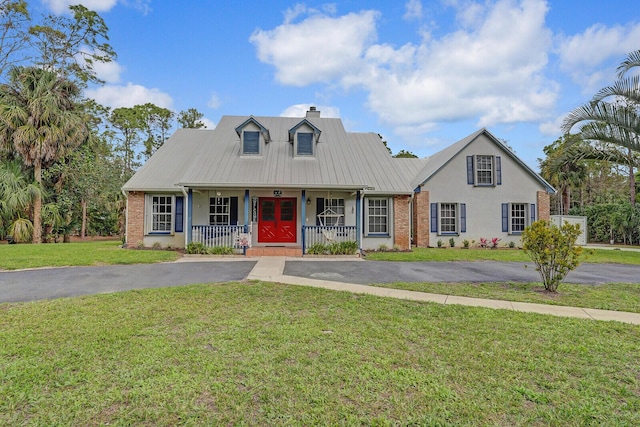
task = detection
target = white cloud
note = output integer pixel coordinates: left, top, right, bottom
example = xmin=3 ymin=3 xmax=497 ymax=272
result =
xmin=201 ymin=117 xmax=216 ymax=129
xmin=539 ymin=115 xmax=565 ymax=137
xmin=207 ymin=93 xmax=221 ymax=109
xmin=85 ymin=83 xmax=173 ymax=109
xmin=403 ymin=0 xmax=423 ymax=21
xmin=253 ymin=0 xmax=558 ymax=134
xmin=280 ymin=104 xmax=341 ymax=118
xmin=42 ymin=0 xmax=118 ymax=14
xmin=92 ymin=59 xmax=124 ymax=84
xmin=557 ymin=22 xmax=640 ymax=90
xmin=42 ymin=0 xmax=151 ymax=15
xmin=250 ymin=10 xmax=379 ymax=86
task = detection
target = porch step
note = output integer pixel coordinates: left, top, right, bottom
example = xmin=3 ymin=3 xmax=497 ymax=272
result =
xmin=246 ymin=246 xmax=303 ymax=257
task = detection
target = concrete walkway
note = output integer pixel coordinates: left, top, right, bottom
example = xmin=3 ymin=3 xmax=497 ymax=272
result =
xmin=248 ymin=257 xmax=640 ymax=325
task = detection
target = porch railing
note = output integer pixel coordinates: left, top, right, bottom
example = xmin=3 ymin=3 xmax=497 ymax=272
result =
xmin=191 ymin=225 xmax=250 ymax=249
xmin=303 ymin=225 xmax=357 ymax=251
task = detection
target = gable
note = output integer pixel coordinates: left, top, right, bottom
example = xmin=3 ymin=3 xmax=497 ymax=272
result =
xmin=411 ymin=129 xmax=555 ymax=194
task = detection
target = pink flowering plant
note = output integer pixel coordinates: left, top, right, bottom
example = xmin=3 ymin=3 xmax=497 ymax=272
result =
xmin=490 ymin=237 xmax=500 ymax=248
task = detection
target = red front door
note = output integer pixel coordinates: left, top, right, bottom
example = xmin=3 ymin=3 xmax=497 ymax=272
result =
xmin=258 ymin=198 xmax=297 ymax=243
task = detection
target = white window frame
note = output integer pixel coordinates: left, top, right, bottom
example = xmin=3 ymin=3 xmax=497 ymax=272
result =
xmin=321 ymin=198 xmax=345 ymax=227
xmin=147 ymin=194 xmax=174 ymax=234
xmin=439 ymin=203 xmax=458 ymax=235
xmin=475 ymin=155 xmax=494 ymax=186
xmin=509 ymin=202 xmax=528 ymax=234
xmin=366 ymin=198 xmax=389 ymax=235
xmin=209 ymin=197 xmax=231 ymax=225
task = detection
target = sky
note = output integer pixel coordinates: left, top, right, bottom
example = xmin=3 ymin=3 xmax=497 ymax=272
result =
xmin=36 ymin=0 xmax=640 ymax=170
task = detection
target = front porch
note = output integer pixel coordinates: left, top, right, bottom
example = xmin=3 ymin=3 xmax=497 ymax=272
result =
xmin=189 ymin=224 xmax=358 ymax=255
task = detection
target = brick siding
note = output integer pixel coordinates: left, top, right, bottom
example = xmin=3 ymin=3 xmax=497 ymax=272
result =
xmin=537 ymin=190 xmax=551 ymax=221
xmin=412 ymin=190 xmax=430 ymax=247
xmin=126 ymin=191 xmax=145 ymax=247
xmin=393 ymin=195 xmax=411 ymax=250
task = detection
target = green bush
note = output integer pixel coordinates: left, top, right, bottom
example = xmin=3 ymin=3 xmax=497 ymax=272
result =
xmin=449 ymin=237 xmax=455 ymax=248
xmin=185 ymin=242 xmax=208 ymax=254
xmin=209 ymin=246 xmax=234 ymax=255
xmin=306 ymin=241 xmax=358 ymax=255
xmin=522 ymin=220 xmax=583 ymax=292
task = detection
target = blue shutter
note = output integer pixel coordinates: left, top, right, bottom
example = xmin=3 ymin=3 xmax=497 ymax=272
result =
xmin=467 ymin=156 xmax=474 ymax=185
xmin=174 ymin=196 xmax=184 ymax=233
xmin=502 ymin=203 xmax=509 ymax=232
xmin=430 ymin=203 xmax=438 ymax=233
xmin=530 ymin=203 xmax=536 ymax=223
xmin=243 ymin=131 xmax=259 ymax=154
xmin=496 ymin=156 xmax=502 ymax=185
xmin=230 ymin=197 xmax=238 ymax=225
xmin=460 ymin=203 xmax=466 ymax=233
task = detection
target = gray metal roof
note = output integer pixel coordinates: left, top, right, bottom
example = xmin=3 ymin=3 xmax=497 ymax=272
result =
xmin=123 ymin=115 xmax=414 ymax=194
xmin=122 ymin=118 xmax=554 ymax=196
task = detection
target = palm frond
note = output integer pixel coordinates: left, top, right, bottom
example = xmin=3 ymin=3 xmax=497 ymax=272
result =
xmin=617 ymin=49 xmax=640 ymax=79
xmin=591 ymin=76 xmax=640 ymax=104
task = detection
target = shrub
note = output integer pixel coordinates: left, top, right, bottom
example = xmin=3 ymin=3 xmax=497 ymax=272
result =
xmin=307 ymin=241 xmax=358 ymax=255
xmin=462 ymin=239 xmax=470 ymax=249
xmin=209 ymin=246 xmax=234 ymax=255
xmin=378 ymin=244 xmax=388 ymax=252
xmin=152 ymin=242 xmax=162 ymax=250
xmin=437 ymin=239 xmax=443 ymax=248
xmin=185 ymin=242 xmax=208 ymax=254
xmin=522 ymin=220 xmax=583 ymax=292
xmin=449 ymin=237 xmax=455 ymax=248
xmin=508 ymin=241 xmax=515 ymax=248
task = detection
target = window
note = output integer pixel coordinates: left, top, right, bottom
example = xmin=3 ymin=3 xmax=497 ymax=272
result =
xmin=467 ymin=155 xmax=501 ymax=186
xmin=151 ymin=195 xmax=172 ymax=232
xmin=297 ymin=132 xmax=313 ymax=156
xmin=511 ymin=203 xmax=527 ymax=233
xmin=367 ymin=198 xmax=388 ymax=234
xmin=209 ymin=197 xmax=230 ymax=225
xmin=476 ymin=155 xmax=494 ymax=185
xmin=431 ymin=202 xmax=466 ymax=235
xmin=243 ymin=131 xmax=259 ymax=155
xmin=502 ymin=203 xmax=534 ymax=234
xmin=440 ymin=203 xmax=457 ymax=233
xmin=317 ymin=198 xmax=344 ymax=226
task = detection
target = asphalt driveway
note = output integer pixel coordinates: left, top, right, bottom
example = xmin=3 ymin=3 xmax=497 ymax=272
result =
xmin=284 ymin=260 xmax=640 ymax=285
xmin=0 ymin=261 xmax=256 ymax=303
xmin=1 ymin=259 xmax=639 ymax=304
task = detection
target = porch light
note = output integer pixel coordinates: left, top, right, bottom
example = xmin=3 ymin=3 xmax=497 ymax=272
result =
xmin=307 ymin=197 xmax=312 ymax=205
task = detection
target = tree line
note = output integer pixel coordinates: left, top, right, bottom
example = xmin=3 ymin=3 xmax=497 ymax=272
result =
xmin=540 ymin=49 xmax=640 ymax=244
xmin=0 ymin=2 xmax=206 ymax=243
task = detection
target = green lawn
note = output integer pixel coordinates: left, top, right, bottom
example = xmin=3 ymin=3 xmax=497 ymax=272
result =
xmin=1 ymin=282 xmax=639 ymax=426
xmin=0 ymin=240 xmax=179 ymax=270
xmin=365 ymin=246 xmax=640 ymax=264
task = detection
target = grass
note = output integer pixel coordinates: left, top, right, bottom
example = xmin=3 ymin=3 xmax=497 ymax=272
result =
xmin=370 ymin=281 xmax=640 ymax=313
xmin=365 ymin=246 xmax=640 ymax=264
xmin=0 ymin=240 xmax=179 ymax=270
xmin=1 ymin=282 xmax=639 ymax=426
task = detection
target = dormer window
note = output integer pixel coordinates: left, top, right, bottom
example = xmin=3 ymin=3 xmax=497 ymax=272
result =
xmin=243 ymin=131 xmax=260 ymax=155
xmin=297 ymin=132 xmax=313 ymax=156
xmin=235 ymin=116 xmax=270 ymax=156
xmin=289 ymin=119 xmax=321 ymax=158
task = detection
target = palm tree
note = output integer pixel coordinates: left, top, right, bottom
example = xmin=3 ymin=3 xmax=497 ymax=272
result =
xmin=0 ymin=66 xmax=88 ymax=243
xmin=562 ymin=50 xmax=640 ymax=204
xmin=0 ymin=160 xmax=44 ymax=242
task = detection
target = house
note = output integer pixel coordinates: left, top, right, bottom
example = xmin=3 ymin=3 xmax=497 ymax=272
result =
xmin=122 ymin=108 xmax=554 ymax=254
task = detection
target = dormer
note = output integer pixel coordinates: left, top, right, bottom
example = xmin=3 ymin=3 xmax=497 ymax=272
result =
xmin=289 ymin=117 xmax=321 ymax=158
xmin=234 ymin=116 xmax=271 ymax=156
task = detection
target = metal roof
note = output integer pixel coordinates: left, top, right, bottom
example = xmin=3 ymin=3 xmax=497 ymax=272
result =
xmin=123 ymin=115 xmax=414 ymax=194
